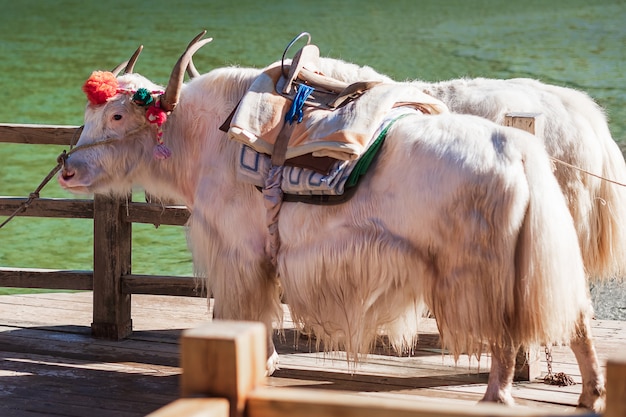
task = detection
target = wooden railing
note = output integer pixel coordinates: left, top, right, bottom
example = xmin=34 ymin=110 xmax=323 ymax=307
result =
xmin=0 ymin=123 xmax=195 ymax=339
xmin=149 ymin=321 xmax=625 ymax=417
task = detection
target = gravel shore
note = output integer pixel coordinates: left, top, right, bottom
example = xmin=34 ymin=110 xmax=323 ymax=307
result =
xmin=590 ymin=278 xmax=626 ymax=320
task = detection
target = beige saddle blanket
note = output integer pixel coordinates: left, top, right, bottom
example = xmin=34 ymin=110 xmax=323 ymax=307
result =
xmin=227 ymin=62 xmax=448 ymax=162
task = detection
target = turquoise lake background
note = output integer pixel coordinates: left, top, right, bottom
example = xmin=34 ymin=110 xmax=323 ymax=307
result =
xmin=0 ymin=0 xmax=624 ymax=317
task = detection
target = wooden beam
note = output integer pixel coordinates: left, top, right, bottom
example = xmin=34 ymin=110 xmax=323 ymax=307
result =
xmin=146 ymin=398 xmax=229 ymax=417
xmin=0 ymin=123 xmax=80 ymax=145
xmin=180 ymin=321 xmax=266 ymax=417
xmin=246 ymin=387 xmax=578 ymax=417
xmin=0 ymin=197 xmax=94 ymax=219
xmin=124 ymin=201 xmax=190 ymax=226
xmin=91 ymin=194 xmax=132 ymax=340
xmin=606 ymin=355 xmax=626 ymax=417
xmin=0 ymin=197 xmax=191 ymax=225
xmin=0 ymin=267 xmax=92 ymax=290
xmin=121 ymin=274 xmax=204 ymax=297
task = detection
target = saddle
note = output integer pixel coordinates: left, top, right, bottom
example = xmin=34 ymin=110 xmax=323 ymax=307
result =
xmin=226 ymin=33 xmax=449 ymax=264
xmin=226 ymin=33 xmax=448 ymax=199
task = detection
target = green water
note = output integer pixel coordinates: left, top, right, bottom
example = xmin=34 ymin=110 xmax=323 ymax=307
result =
xmin=1 ymin=0 xmax=625 ymax=282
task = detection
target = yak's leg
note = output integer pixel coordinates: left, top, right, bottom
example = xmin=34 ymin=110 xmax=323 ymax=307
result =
xmin=481 ymin=341 xmax=517 ymax=405
xmin=570 ymin=313 xmax=605 ymax=412
xmin=211 ymin=272 xmax=282 ymax=375
xmin=211 ymin=297 xmax=280 ymax=375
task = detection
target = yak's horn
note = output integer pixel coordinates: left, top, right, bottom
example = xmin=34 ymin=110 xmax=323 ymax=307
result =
xmin=111 ymin=45 xmax=144 ymax=76
xmin=161 ymin=31 xmax=212 ymax=112
xmin=186 ymin=56 xmax=200 ymax=79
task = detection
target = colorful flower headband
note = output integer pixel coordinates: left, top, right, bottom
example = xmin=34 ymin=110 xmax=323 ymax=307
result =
xmin=82 ymin=71 xmax=171 ymax=159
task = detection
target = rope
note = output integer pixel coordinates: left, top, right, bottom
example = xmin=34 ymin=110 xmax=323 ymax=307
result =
xmin=0 ymin=131 xmax=129 ymax=230
xmin=285 ymin=84 xmax=314 ymax=124
xmin=0 ymin=161 xmax=64 ymax=229
xmin=550 ymin=156 xmax=626 ymax=187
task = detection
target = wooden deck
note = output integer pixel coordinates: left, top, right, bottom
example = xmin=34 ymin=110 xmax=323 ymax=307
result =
xmin=1 ymin=292 xmax=624 ymax=417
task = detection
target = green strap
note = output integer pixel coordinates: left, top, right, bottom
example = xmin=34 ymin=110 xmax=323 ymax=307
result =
xmin=346 ymin=113 xmax=413 ymax=188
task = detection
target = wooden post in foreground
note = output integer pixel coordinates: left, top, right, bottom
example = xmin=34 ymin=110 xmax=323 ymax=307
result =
xmin=605 ymin=356 xmax=626 ymax=417
xmin=180 ymin=320 xmax=267 ymax=417
xmin=91 ymin=194 xmax=132 ymax=339
xmin=147 ymin=398 xmax=229 ymax=417
xmin=504 ymin=113 xmax=544 ymax=382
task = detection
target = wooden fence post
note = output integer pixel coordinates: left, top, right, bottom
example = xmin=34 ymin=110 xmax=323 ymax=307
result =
xmin=503 ymin=112 xmax=544 ymax=137
xmin=504 ymin=113 xmax=544 ymax=382
xmin=91 ymin=194 xmax=132 ymax=339
xmin=180 ymin=320 xmax=267 ymax=417
xmin=147 ymin=398 xmax=229 ymax=417
xmin=605 ymin=356 xmax=626 ymax=417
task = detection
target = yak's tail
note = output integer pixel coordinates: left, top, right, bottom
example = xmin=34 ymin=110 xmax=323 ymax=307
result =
xmin=544 ymin=84 xmax=626 ymax=281
xmin=583 ymin=122 xmax=626 ymax=280
xmin=512 ymin=132 xmax=592 ymax=346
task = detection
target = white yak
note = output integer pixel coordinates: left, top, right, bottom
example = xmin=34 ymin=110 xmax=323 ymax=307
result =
xmin=58 ymin=33 xmax=605 ymax=410
xmin=189 ymin=54 xmax=626 ymax=282
xmin=412 ymin=77 xmax=626 ymax=280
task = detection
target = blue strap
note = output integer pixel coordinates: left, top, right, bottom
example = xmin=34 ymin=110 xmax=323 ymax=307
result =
xmin=285 ymin=84 xmax=314 ymax=124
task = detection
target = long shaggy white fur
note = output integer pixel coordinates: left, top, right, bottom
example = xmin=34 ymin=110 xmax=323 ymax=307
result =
xmin=416 ymin=77 xmax=626 ymax=280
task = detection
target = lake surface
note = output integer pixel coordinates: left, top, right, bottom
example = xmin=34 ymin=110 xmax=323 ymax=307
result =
xmin=0 ymin=0 xmax=624 ymax=318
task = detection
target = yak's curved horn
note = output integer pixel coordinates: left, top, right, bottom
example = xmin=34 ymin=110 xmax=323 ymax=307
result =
xmin=186 ymin=56 xmax=201 ymax=79
xmin=160 ymin=31 xmax=212 ymax=112
xmin=111 ymin=45 xmax=144 ymax=76
xmin=185 ymin=32 xmax=204 ymax=79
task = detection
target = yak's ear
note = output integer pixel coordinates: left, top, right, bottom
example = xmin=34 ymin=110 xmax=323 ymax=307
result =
xmin=160 ymin=31 xmax=212 ymax=112
xmin=111 ymin=45 xmax=144 ymax=77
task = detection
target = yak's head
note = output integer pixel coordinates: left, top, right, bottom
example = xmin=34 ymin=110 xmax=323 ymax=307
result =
xmin=58 ymin=31 xmax=212 ymax=196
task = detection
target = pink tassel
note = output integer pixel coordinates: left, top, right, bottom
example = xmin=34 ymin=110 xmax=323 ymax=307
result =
xmin=153 ymin=143 xmax=172 ymax=160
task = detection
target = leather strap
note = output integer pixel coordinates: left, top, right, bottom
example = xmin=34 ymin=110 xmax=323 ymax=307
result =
xmin=271 ymin=122 xmax=294 ymax=166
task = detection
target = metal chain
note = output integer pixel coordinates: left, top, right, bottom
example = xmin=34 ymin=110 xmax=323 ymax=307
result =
xmin=545 ymin=346 xmax=553 ymax=378
xmin=543 ymin=345 xmax=576 ymax=386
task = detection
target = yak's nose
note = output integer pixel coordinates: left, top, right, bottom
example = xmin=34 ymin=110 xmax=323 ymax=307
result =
xmin=61 ymin=163 xmax=75 ymax=180
xmin=58 ymin=166 xmax=76 ymax=188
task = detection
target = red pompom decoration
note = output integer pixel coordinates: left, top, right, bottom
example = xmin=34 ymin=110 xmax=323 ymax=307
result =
xmin=82 ymin=71 xmax=120 ymax=105
xmin=146 ymin=104 xmax=167 ymax=126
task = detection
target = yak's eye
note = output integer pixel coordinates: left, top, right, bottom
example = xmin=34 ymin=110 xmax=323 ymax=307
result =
xmin=113 ymin=114 xmax=123 ymax=121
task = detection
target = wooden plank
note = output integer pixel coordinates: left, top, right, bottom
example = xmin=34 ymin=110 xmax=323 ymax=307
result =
xmin=147 ymin=398 xmax=229 ymax=417
xmin=91 ymin=194 xmax=132 ymax=339
xmin=0 ymin=197 xmax=190 ymax=225
xmin=605 ymin=355 xmax=626 ymax=417
xmin=180 ymin=321 xmax=267 ymax=417
xmin=0 ymin=292 xmax=211 ymax=333
xmin=122 ymin=274 xmax=204 ymax=297
xmin=246 ymin=387 xmax=580 ymax=417
xmin=0 ymin=350 xmax=178 ymax=417
xmin=0 ymin=196 xmax=190 ymax=226
xmin=0 ymin=324 xmax=180 ymax=367
xmin=0 ymin=267 xmax=92 ymax=290
xmin=2 ymin=293 xmax=623 ymax=416
xmin=0 ymin=123 xmax=80 ymax=145
xmin=124 ymin=201 xmax=190 ymax=226
xmin=0 ymin=197 xmax=94 ymax=219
